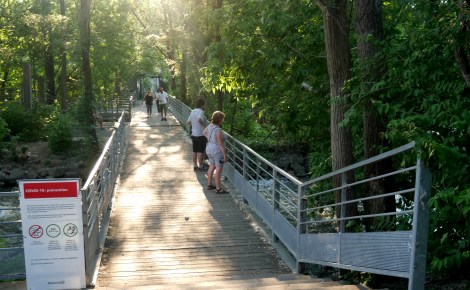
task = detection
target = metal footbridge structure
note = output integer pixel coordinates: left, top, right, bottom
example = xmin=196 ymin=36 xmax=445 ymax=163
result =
xmin=0 ymin=96 xmax=431 ymax=289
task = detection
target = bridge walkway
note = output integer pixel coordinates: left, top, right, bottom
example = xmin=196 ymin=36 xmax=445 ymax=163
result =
xmin=0 ymin=103 xmax=366 ymax=289
xmin=95 ymin=104 xmax=294 ymax=288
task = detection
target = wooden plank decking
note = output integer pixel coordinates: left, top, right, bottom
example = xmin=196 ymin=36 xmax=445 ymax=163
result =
xmin=95 ymin=105 xmax=292 ymax=288
xmin=0 ymin=104 xmax=366 ymax=289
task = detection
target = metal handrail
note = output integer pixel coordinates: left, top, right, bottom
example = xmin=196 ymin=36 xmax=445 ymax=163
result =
xmin=168 ymin=95 xmax=431 ymax=290
xmin=81 ymin=110 xmax=127 ymax=286
xmin=301 ymin=141 xmax=416 ymax=187
xmin=0 ymin=190 xmax=23 ymax=280
xmin=0 ymin=108 xmax=129 ymax=282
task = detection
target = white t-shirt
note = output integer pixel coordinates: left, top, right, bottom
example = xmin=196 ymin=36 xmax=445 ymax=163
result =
xmin=187 ymin=108 xmax=206 ymax=137
xmin=157 ymin=91 xmax=168 ymax=104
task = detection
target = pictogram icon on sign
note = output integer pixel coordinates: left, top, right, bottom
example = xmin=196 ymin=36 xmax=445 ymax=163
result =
xmin=63 ymin=223 xmax=78 ymax=237
xmin=46 ymin=224 xmax=61 ymax=238
xmin=29 ymin=225 xmax=44 ymax=239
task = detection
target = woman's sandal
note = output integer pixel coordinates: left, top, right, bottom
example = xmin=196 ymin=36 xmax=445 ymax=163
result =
xmin=216 ymin=188 xmax=229 ymax=194
xmin=207 ymin=185 xmax=216 ymax=190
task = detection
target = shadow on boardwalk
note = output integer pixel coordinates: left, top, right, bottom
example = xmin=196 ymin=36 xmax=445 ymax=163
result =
xmin=96 ymin=105 xmax=291 ymax=288
xmin=0 ymin=105 xmax=367 ymax=289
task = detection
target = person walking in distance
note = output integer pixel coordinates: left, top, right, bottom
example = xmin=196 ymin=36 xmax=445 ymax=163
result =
xmin=155 ymin=92 xmax=161 ymax=115
xmin=187 ymin=98 xmax=207 ymax=171
xmin=156 ymin=87 xmax=168 ymax=121
xmin=142 ymin=88 xmax=154 ymax=118
xmin=204 ymin=111 xmax=229 ymax=193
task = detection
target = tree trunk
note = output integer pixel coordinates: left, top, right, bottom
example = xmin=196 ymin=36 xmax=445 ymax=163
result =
xmin=114 ymin=79 xmax=121 ymax=96
xmin=44 ymin=48 xmax=56 ymax=104
xmin=160 ymin=2 xmax=177 ymax=93
xmin=316 ymin=0 xmax=357 ymax=224
xmin=59 ymin=0 xmax=67 ymax=109
xmin=80 ymin=0 xmax=92 ymax=101
xmin=180 ymin=51 xmax=188 ymax=102
xmin=216 ymin=90 xmax=223 ymax=111
xmin=38 ymin=77 xmax=45 ymax=104
xmin=229 ymin=97 xmax=238 ymax=135
xmin=354 ymin=0 xmax=395 ymax=230
xmin=79 ymin=0 xmax=99 ymax=153
xmin=1 ymin=69 xmax=8 ymax=98
xmin=42 ymin=0 xmax=56 ymax=104
xmin=214 ymin=0 xmax=224 ymax=111
xmin=455 ymin=0 xmax=470 ymax=88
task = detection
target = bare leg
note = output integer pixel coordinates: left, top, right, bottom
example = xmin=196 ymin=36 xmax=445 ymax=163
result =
xmin=192 ymin=152 xmax=198 ymax=168
xmin=215 ymin=166 xmax=223 ymax=189
xmin=197 ymin=152 xmax=205 ymax=168
xmin=207 ymin=164 xmax=216 ymax=186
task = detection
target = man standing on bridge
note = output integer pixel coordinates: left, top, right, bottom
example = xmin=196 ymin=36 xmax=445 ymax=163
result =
xmin=187 ymin=98 xmax=207 ymax=171
xmin=156 ymin=87 xmax=168 ymax=121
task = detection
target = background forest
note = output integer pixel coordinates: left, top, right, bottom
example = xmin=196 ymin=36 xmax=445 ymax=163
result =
xmin=1 ymin=0 xmax=469 ymax=286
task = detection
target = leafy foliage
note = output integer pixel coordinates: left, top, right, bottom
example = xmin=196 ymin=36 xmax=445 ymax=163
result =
xmin=45 ymin=108 xmax=74 ymax=154
xmin=428 ymin=187 xmax=470 ymax=273
xmin=376 ymin=2 xmax=470 ymax=275
xmin=143 ymin=1 xmax=470 ymax=278
xmin=0 ymin=117 xmax=9 ymax=141
xmin=0 ymin=102 xmax=53 ymax=142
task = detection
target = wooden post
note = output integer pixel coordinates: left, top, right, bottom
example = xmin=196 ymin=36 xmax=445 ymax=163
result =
xmin=22 ymin=64 xmax=32 ymax=109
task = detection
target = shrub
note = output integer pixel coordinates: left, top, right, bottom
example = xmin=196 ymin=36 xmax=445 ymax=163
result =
xmin=0 ymin=117 xmax=9 ymax=141
xmin=46 ymin=112 xmax=74 ymax=154
xmin=0 ymin=102 xmax=27 ymax=137
xmin=0 ymin=102 xmax=53 ymax=141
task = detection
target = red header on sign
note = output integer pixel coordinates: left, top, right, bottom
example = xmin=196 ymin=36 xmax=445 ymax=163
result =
xmin=23 ymin=181 xmax=79 ymax=199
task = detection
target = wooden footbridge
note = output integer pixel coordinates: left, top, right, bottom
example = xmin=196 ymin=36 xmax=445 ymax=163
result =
xmin=1 ymin=99 xmax=428 ymax=289
xmin=92 ymin=105 xmax=364 ymax=289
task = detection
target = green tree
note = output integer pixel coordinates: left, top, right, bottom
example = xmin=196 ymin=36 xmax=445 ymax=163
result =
xmin=78 ymin=0 xmax=99 ymax=153
xmin=316 ymin=0 xmax=356 ymax=222
xmin=59 ymin=0 xmax=67 ymax=109
xmin=379 ymin=1 xmax=470 ymax=276
xmin=40 ymin=0 xmax=57 ymax=104
xmin=353 ymin=0 xmax=396 ymax=227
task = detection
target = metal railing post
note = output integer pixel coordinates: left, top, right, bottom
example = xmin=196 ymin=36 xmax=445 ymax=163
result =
xmin=409 ymin=159 xmax=432 ymax=290
xmin=273 ymin=169 xmax=280 ymax=211
xmin=272 ymin=168 xmax=280 ymax=243
xmin=255 ymin=157 xmax=260 ymax=193
xmin=296 ymin=191 xmax=307 ymax=273
xmin=81 ymin=188 xmax=92 ymax=285
xmin=340 ymin=172 xmax=347 ymax=233
xmin=243 ymin=147 xmax=248 ymax=180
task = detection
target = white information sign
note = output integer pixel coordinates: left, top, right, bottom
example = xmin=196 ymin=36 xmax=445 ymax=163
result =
xmin=19 ymin=179 xmax=86 ymax=290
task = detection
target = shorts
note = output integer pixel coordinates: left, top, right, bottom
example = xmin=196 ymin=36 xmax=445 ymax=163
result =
xmin=192 ymin=136 xmax=207 ymax=153
xmin=207 ymin=151 xmax=224 ymax=168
